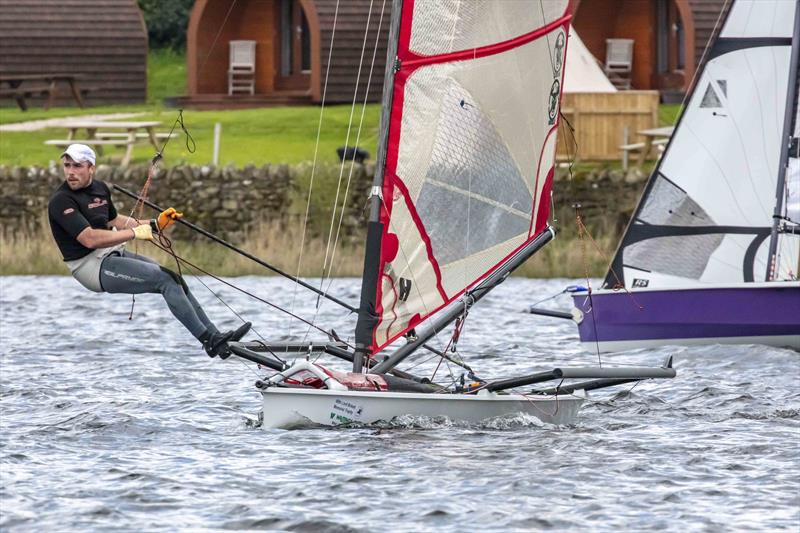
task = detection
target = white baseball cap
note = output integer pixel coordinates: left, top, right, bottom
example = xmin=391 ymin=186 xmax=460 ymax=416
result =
xmin=61 ymin=143 xmax=96 ymax=165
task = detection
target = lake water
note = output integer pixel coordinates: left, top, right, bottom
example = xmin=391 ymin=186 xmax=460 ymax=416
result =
xmin=1 ymin=275 xmax=798 ymax=531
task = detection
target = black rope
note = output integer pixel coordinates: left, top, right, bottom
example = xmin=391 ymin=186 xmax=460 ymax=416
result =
xmin=144 ymin=239 xmax=354 ymax=349
xmin=154 ymin=109 xmax=196 ymax=164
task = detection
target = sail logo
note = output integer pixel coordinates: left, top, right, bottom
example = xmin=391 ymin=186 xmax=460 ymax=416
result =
xmin=548 ymin=79 xmax=560 ymax=124
xmin=398 ymin=278 xmax=412 ymax=302
xmin=553 ymin=31 xmax=565 ymax=75
xmin=632 ymin=278 xmax=649 ymax=288
xmin=700 ymin=80 xmax=727 ymax=109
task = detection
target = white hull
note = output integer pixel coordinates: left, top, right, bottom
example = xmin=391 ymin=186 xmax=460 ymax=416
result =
xmin=260 ymin=388 xmax=584 ymax=429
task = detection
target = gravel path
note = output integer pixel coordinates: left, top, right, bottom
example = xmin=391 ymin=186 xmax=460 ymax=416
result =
xmin=0 ymin=112 xmax=145 ymax=132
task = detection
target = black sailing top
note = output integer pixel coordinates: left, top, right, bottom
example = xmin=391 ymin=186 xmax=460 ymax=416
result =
xmin=48 ymin=179 xmax=118 ymax=261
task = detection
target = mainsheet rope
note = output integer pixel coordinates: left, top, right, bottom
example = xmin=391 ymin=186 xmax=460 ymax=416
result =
xmin=302 ymin=0 xmax=379 ymax=347
xmin=123 ymin=111 xmax=197 ymax=319
xmin=318 ymin=0 xmax=387 ymax=307
xmin=288 ymin=0 xmax=342 ymax=341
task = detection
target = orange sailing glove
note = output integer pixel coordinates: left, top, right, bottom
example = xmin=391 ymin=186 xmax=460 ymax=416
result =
xmin=153 ymin=207 xmax=183 ymax=232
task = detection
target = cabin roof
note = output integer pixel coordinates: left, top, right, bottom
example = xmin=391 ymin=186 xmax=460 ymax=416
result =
xmin=0 ymin=0 xmax=148 ymax=104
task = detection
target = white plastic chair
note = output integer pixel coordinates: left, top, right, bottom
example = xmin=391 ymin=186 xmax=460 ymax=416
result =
xmin=228 ymin=40 xmax=256 ymax=95
xmin=605 ymin=38 xmax=634 ymax=90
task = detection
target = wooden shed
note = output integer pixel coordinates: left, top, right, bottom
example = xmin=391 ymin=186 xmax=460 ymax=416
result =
xmin=573 ymin=0 xmax=728 ymax=98
xmin=184 ymin=0 xmax=387 ymax=108
xmin=0 ymin=0 xmax=148 ymax=105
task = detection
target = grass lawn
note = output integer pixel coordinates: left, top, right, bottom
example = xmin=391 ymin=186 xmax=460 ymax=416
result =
xmin=0 ymin=49 xmax=382 ymax=167
xmin=1 ymin=49 xmax=683 ymax=168
xmin=1 ymin=105 xmax=382 ymax=167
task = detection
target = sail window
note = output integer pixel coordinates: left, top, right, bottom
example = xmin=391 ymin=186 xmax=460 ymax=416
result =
xmin=638 ymin=175 xmax=715 ymax=226
xmin=699 ymin=81 xmax=725 ymax=108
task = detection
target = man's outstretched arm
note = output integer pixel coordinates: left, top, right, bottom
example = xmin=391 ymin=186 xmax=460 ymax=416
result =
xmin=76 ymin=225 xmax=151 ymax=249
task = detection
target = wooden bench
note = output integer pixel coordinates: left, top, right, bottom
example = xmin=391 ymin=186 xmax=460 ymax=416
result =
xmin=0 ymin=84 xmax=52 ymax=111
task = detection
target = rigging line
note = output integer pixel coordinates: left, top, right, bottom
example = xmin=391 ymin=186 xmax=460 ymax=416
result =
xmin=317 ymin=0 xmax=377 ymax=303
xmin=322 ymin=0 xmax=388 ymax=296
xmin=111 ymin=184 xmax=358 ymax=312
xmin=177 ymin=266 xmax=282 ymax=361
xmin=142 ymin=239 xmax=354 ymax=349
xmin=289 ymin=0 xmax=342 ymax=335
xmin=576 ymin=207 xmax=603 ymax=366
xmin=197 ymin=0 xmax=240 ymax=76
xmin=679 ymin=0 xmax=730 ymax=114
xmin=235 ymin=356 xmax=269 ymax=381
xmin=539 ymin=0 xmax=557 ymax=78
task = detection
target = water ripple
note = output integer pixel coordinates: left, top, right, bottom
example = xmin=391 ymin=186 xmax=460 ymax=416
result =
xmin=1 ymin=276 xmax=798 ymax=531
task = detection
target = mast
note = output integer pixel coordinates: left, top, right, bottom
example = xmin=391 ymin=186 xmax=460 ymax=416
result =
xmin=766 ymin=0 xmax=800 ymax=281
xmin=353 ymin=0 xmax=403 ymax=373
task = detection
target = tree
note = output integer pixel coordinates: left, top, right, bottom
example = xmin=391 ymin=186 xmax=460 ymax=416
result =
xmin=138 ymin=0 xmax=195 ymax=50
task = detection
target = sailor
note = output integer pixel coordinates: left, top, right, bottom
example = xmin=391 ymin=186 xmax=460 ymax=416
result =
xmin=47 ymin=143 xmax=250 ymax=357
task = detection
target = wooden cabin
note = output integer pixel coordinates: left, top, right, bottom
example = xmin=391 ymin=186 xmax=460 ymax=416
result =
xmin=573 ymin=0 xmax=729 ymax=99
xmin=0 ymin=0 xmax=148 ymax=105
xmin=183 ymin=0 xmax=728 ymax=109
xmin=184 ymin=0 xmax=387 ymax=108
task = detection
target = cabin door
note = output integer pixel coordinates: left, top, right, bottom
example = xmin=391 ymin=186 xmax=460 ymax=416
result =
xmin=654 ymin=0 xmax=686 ymax=93
xmin=277 ymin=0 xmax=311 ymax=91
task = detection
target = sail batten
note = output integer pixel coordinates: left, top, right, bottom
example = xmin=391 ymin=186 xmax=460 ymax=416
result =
xmin=363 ymin=0 xmax=570 ymax=352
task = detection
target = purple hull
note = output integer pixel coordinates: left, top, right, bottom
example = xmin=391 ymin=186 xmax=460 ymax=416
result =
xmin=571 ymin=283 xmax=800 ymax=351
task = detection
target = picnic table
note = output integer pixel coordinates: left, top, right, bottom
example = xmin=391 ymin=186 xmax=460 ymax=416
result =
xmin=635 ymin=125 xmax=675 ymax=167
xmin=44 ymin=120 xmax=170 ymax=167
xmin=0 ymin=74 xmax=89 ymax=111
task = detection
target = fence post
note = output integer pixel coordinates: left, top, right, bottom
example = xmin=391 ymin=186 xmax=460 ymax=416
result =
xmin=212 ymin=122 xmax=222 ymax=165
xmin=621 ymin=125 xmax=629 ymax=171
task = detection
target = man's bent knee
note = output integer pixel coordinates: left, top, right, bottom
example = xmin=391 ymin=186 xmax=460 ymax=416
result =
xmin=159 ymin=266 xmax=189 ymax=293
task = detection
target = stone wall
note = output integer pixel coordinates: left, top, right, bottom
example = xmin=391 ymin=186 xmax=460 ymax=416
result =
xmin=0 ymin=162 xmax=642 ymax=243
xmin=1 ymin=163 xmax=301 ymax=243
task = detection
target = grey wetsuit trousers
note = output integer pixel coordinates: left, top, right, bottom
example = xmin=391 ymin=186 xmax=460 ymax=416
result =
xmin=99 ymin=250 xmax=217 ymax=340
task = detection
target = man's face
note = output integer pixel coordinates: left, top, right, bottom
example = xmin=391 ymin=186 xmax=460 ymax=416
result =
xmin=62 ymin=156 xmax=93 ymax=190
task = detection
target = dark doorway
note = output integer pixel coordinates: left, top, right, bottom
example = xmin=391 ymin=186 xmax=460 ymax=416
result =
xmin=278 ymin=0 xmax=311 ymax=90
xmin=655 ymin=0 xmax=686 ymax=92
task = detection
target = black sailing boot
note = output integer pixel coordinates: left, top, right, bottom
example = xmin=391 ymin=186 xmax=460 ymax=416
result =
xmin=229 ymin=321 xmax=252 ymax=342
xmin=201 ymin=322 xmax=252 ymax=359
xmin=201 ymin=330 xmax=235 ymax=358
xmin=218 ymin=322 xmax=252 ymax=360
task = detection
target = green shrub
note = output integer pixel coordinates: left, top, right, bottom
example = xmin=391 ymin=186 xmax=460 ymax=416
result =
xmin=138 ymin=0 xmax=194 ymax=50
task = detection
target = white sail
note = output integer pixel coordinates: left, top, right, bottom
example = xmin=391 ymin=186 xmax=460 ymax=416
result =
xmin=606 ymin=0 xmax=800 ymax=288
xmin=368 ymin=0 xmax=570 ymax=351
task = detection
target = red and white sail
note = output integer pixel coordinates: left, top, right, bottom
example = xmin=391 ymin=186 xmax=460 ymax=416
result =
xmin=370 ymin=0 xmax=571 ymax=351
